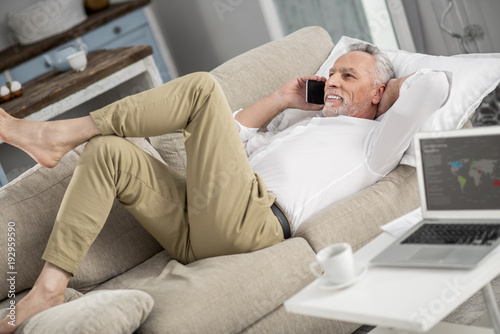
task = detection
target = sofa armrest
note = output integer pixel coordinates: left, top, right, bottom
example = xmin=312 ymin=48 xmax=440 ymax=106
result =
xmin=295 ymin=165 xmax=419 ymax=253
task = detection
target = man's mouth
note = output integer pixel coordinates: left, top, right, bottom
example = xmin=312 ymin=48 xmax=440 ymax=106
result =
xmin=326 ymin=95 xmax=342 ymax=100
xmin=325 ymin=94 xmax=344 ymax=103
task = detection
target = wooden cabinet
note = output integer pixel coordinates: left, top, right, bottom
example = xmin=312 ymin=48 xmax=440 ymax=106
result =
xmin=2 ymin=8 xmax=172 ymax=86
xmin=0 ymin=4 xmax=175 ymax=186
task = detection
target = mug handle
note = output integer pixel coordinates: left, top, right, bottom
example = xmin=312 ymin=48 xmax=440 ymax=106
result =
xmin=43 ymin=55 xmax=53 ymax=68
xmin=309 ymin=261 xmax=324 ymax=278
xmin=77 ymin=41 xmax=88 ymax=54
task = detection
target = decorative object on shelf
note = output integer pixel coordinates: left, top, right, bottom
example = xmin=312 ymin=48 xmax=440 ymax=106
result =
xmin=6 ymin=0 xmax=88 ymax=45
xmin=67 ymin=51 xmax=88 ymax=72
xmin=0 ymin=86 xmax=11 ymax=102
xmin=462 ymin=24 xmax=485 ymax=45
xmin=0 ymin=81 xmax=23 ymax=103
xmin=9 ymin=81 xmax=23 ymax=97
xmin=438 ymin=0 xmax=485 ymax=54
xmin=471 ymin=84 xmax=500 ymax=127
xmin=85 ymin=0 xmax=109 ymax=13
xmin=44 ymin=42 xmax=88 ymax=72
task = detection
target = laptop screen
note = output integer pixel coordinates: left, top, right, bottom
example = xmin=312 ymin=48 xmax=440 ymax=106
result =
xmin=419 ymin=131 xmax=500 ymax=211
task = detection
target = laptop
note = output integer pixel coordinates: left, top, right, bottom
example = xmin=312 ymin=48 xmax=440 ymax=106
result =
xmin=371 ymin=126 xmax=500 ymax=269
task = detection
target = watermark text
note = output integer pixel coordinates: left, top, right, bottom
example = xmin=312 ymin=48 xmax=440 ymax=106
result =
xmin=6 ymin=221 xmax=17 ymax=327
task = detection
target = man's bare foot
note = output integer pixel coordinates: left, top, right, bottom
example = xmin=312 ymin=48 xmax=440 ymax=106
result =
xmin=0 ymin=108 xmax=100 ymax=168
xmin=0 ymin=286 xmax=64 ymax=333
xmin=0 ymin=263 xmax=70 ymax=333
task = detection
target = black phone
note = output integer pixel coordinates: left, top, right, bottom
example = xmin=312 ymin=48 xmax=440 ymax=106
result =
xmin=306 ymin=79 xmax=325 ymax=104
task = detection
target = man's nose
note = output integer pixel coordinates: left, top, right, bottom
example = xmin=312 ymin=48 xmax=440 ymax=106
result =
xmin=326 ymin=73 xmax=341 ymax=88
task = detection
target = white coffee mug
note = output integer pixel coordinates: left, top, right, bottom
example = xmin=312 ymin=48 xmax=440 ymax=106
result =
xmin=309 ymin=243 xmax=355 ymax=284
xmin=67 ymin=50 xmax=88 ymax=72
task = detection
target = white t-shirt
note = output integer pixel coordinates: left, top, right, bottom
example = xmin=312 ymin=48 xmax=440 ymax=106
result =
xmin=234 ymin=70 xmax=450 ymax=233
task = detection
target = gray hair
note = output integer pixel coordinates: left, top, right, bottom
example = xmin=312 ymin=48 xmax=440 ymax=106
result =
xmin=348 ymin=42 xmax=395 ymax=86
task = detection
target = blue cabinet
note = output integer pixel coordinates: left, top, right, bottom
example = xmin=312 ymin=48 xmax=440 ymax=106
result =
xmin=0 ymin=163 xmax=8 ymax=187
xmin=82 ymin=10 xmax=171 ymax=82
xmin=83 ymin=10 xmax=147 ymax=50
xmin=6 ymin=8 xmax=171 ymax=84
xmin=10 ymin=40 xmax=83 ymax=84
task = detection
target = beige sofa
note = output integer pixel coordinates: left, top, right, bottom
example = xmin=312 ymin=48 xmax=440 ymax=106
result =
xmin=0 ymin=26 xmax=497 ymax=333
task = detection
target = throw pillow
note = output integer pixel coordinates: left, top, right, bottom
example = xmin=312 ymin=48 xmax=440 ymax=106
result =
xmin=14 ymin=290 xmax=153 ymax=334
xmin=315 ymin=36 xmax=500 ymax=165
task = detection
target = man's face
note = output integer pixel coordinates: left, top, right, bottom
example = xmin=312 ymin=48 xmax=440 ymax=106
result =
xmin=323 ymin=51 xmax=382 ymax=119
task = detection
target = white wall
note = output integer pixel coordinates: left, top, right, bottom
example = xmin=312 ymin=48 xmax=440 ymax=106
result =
xmin=406 ymin=0 xmax=500 ymax=56
xmin=150 ymin=0 xmax=272 ymax=75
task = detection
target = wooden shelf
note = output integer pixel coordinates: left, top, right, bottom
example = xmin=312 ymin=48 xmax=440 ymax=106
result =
xmin=0 ymin=0 xmax=150 ymax=73
xmin=1 ymin=45 xmax=153 ymax=119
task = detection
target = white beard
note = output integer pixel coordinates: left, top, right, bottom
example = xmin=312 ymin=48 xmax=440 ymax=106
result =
xmin=322 ymin=98 xmax=372 ymax=118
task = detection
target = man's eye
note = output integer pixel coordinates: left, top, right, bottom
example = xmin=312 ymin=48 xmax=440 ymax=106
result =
xmin=343 ymin=73 xmax=354 ymax=79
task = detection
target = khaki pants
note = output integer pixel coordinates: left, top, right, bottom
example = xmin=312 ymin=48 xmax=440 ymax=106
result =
xmin=42 ymin=72 xmax=285 ymax=275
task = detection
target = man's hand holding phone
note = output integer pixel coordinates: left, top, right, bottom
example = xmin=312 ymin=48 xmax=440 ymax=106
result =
xmin=234 ymin=75 xmax=325 ymax=129
xmin=276 ymin=75 xmax=326 ymax=112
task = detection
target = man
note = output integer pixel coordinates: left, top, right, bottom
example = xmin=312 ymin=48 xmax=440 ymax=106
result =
xmin=0 ymin=42 xmax=448 ymax=332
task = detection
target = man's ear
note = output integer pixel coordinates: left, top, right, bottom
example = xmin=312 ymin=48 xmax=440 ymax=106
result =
xmin=372 ymin=84 xmax=386 ymax=105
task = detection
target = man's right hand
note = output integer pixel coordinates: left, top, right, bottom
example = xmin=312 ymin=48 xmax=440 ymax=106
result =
xmin=276 ymin=75 xmax=326 ymax=111
xmin=235 ymin=75 xmax=326 ymax=129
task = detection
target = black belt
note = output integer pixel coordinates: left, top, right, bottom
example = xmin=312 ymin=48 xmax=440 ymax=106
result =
xmin=271 ymin=202 xmax=292 ymax=239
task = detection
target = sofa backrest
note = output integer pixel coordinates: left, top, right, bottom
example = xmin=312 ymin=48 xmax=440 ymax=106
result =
xmin=210 ymin=26 xmax=333 ymax=110
xmin=150 ymin=26 xmax=334 ymax=174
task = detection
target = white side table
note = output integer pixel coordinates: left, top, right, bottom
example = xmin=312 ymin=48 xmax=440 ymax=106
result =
xmin=285 ymin=232 xmax=500 ymax=333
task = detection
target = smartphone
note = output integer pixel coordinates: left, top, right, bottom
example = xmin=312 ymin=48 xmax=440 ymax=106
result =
xmin=306 ymin=79 xmax=325 ymax=104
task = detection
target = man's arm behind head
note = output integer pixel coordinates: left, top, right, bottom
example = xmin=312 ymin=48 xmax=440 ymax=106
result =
xmin=376 ymin=72 xmax=416 ymax=118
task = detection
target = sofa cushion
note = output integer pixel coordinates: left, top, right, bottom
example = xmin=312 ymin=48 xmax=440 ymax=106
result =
xmin=296 ymin=165 xmax=420 ymax=253
xmin=15 ymin=290 xmax=153 ymax=334
xmin=91 ymin=238 xmax=317 ymax=334
xmin=0 ymin=287 xmax=83 ymax=327
xmin=241 ymin=304 xmax=360 ymax=334
xmin=0 ymin=138 xmax=164 ymax=299
xmin=149 ymin=131 xmax=187 ymax=176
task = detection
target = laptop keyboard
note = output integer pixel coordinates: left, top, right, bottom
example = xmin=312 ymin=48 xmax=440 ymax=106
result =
xmin=402 ymin=223 xmax=500 ymax=246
